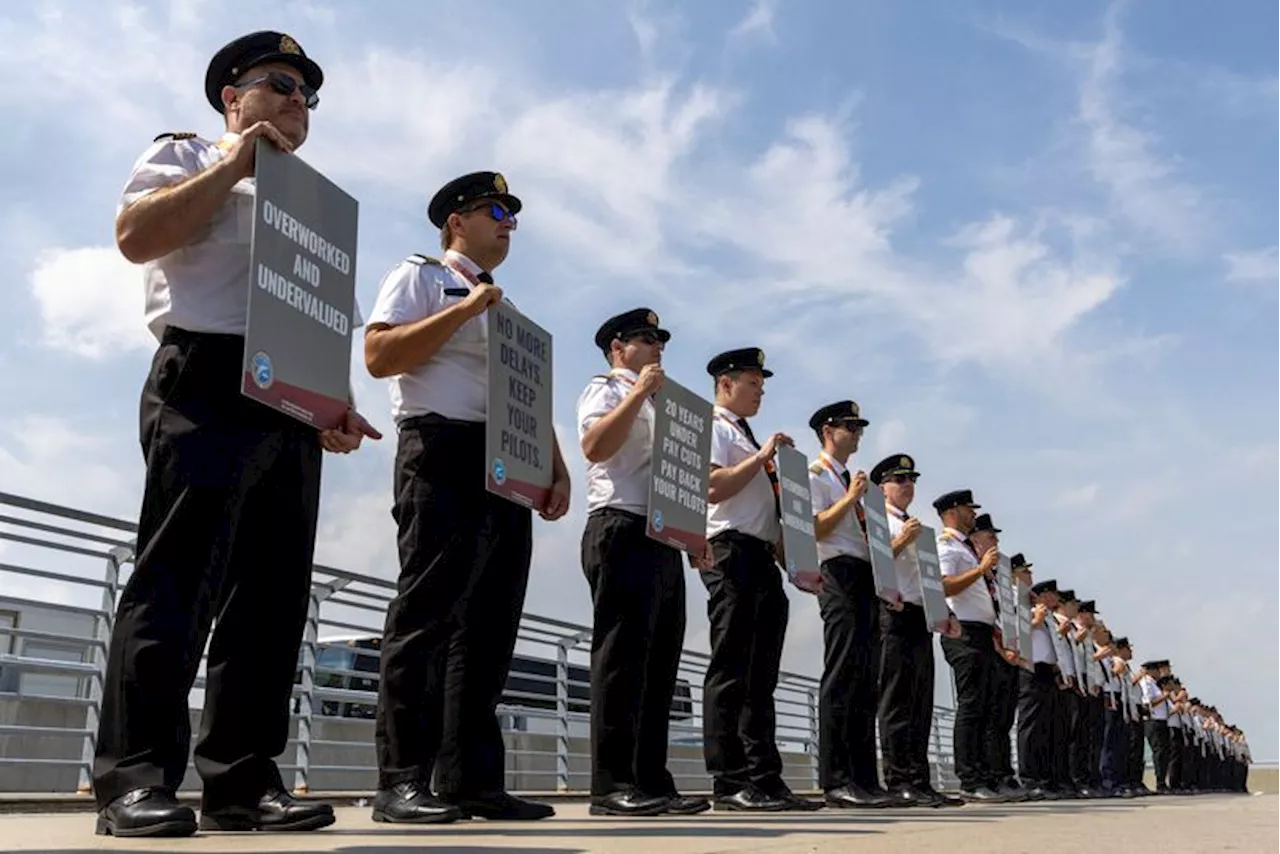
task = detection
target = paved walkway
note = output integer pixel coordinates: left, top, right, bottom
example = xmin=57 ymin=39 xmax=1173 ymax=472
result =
xmin=1 ymin=794 xmax=1273 ymax=853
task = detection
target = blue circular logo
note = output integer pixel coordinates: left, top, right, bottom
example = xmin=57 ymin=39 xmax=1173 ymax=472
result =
xmin=251 ymin=351 xmax=273 ymax=389
xmin=492 ymin=458 xmax=506 ymax=485
xmin=652 ymin=509 xmax=664 ymax=532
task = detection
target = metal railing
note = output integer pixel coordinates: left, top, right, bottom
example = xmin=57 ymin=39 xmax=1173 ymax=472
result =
xmin=0 ymin=490 xmax=956 ymax=795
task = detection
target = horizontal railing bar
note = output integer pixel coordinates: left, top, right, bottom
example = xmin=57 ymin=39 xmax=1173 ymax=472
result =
xmin=0 ymin=515 xmax=134 ymax=548
xmin=0 ymin=492 xmax=137 ymax=532
xmin=0 ymin=532 xmax=113 ymax=561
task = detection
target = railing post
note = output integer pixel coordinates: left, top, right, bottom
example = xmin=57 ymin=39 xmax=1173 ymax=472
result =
xmin=807 ymin=686 xmax=819 ymax=791
xmin=78 ymin=544 xmax=129 ymax=795
xmin=292 ymin=577 xmax=350 ymax=795
xmin=554 ymin=638 xmax=572 ymax=792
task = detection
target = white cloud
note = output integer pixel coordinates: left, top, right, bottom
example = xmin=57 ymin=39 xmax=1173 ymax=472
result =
xmin=29 ymin=246 xmax=155 ymax=359
xmin=1054 ymin=483 xmax=1099 ymax=508
xmin=1075 ymin=5 xmax=1209 ymax=251
xmin=0 ymin=415 xmax=140 ymax=518
xmin=1223 ymin=247 xmax=1278 ymax=285
xmin=727 ymin=0 xmax=778 ymax=48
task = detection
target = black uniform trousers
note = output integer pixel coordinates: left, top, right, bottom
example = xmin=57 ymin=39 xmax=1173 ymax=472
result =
xmin=986 ymin=656 xmax=1019 ymax=786
xmin=92 ymin=328 xmax=322 ymax=811
xmin=940 ymin=621 xmax=1000 ymax=791
xmin=1084 ymin=693 xmax=1105 ymax=788
xmin=375 ymin=415 xmax=533 ymax=795
xmin=700 ymin=531 xmax=788 ymax=797
xmin=1051 ymin=686 xmax=1079 ymax=791
xmin=581 ymin=507 xmax=686 ymax=798
xmin=877 ymin=602 xmax=934 ymax=791
xmin=1068 ymin=691 xmax=1100 ymax=788
xmin=1099 ymin=699 xmax=1127 ymax=791
xmin=817 ymin=555 xmax=881 ymax=792
xmin=1145 ymin=719 xmax=1171 ymax=790
xmin=1167 ymin=725 xmax=1184 ymax=790
xmin=1127 ymin=718 xmax=1146 ymax=787
xmin=1015 ymin=662 xmax=1057 ymax=790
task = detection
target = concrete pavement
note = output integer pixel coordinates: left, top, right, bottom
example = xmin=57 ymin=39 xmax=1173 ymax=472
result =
xmin=0 ymin=793 xmax=1275 ymax=853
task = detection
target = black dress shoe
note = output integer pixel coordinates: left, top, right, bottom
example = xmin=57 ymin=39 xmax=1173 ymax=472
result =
xmin=589 ymin=789 xmax=671 ymax=816
xmin=918 ymin=786 xmax=965 ymax=807
xmin=662 ymin=794 xmax=712 ymax=815
xmin=775 ymin=791 xmax=824 ymax=811
xmin=443 ymin=791 xmax=554 ymax=821
xmin=887 ymin=784 xmax=935 ymax=807
xmin=713 ymin=788 xmax=791 ymax=812
xmin=959 ymin=786 xmax=1008 ymax=803
xmin=372 ymin=781 xmax=465 ymax=824
xmin=96 ymin=787 xmax=197 ymax=838
xmin=824 ymin=784 xmax=893 ymax=809
xmin=199 ymin=789 xmax=335 ymax=832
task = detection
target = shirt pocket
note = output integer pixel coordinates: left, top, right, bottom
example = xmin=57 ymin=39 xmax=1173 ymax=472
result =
xmin=207 ymin=181 xmax=255 ymax=246
xmin=440 ymin=291 xmax=486 ymax=347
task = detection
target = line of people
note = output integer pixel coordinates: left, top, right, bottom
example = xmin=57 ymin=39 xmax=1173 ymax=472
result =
xmin=89 ymin=30 xmax=1252 ymax=839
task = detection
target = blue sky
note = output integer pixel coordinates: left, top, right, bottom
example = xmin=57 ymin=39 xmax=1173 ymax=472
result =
xmin=0 ymin=0 xmax=1275 ymax=759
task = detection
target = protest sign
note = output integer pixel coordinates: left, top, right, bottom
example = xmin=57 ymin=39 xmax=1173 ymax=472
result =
xmin=242 ymin=138 xmax=358 ymax=430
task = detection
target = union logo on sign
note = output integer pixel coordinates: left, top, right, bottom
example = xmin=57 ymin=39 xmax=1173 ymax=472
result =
xmin=251 ymin=351 xmax=274 ymax=389
xmin=492 ymin=458 xmax=507 ymax=485
xmin=652 ymin=509 xmax=664 ymax=532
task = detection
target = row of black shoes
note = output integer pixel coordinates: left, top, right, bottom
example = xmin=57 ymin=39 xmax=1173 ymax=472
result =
xmin=96 ymin=787 xmax=336 ymax=838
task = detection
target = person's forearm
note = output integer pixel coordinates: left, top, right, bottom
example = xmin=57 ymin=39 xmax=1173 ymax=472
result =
xmin=942 ymin=566 xmax=984 ymax=597
xmin=580 ymin=390 xmax=646 ymax=462
xmin=814 ymin=493 xmax=855 ymax=539
xmin=117 ymin=158 xmax=241 ymax=263
xmin=364 ymin=304 xmax=477 ymax=377
xmin=708 ymin=453 xmax=765 ymax=503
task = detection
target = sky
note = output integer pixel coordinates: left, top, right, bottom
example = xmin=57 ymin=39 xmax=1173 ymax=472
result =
xmin=0 ymin=0 xmax=1276 ymax=760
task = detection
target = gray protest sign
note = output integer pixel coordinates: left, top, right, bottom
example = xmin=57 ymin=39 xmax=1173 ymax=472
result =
xmin=997 ymin=553 xmax=1019 ymax=653
xmin=913 ymin=527 xmax=952 ymax=633
xmin=1016 ymin=579 xmax=1034 ymax=671
xmin=775 ymin=445 xmax=819 ymax=591
xmin=485 ymin=302 xmax=553 ymax=509
xmin=862 ymin=484 xmax=903 ymax=604
xmin=646 ymin=378 xmax=713 ymax=554
xmin=242 ymin=138 xmax=358 ymax=430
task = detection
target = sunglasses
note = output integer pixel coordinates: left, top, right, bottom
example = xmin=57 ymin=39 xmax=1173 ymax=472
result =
xmin=236 ymin=71 xmax=319 ymax=110
xmin=460 ymin=201 xmax=518 ymax=227
xmin=625 ymin=330 xmax=663 ymax=345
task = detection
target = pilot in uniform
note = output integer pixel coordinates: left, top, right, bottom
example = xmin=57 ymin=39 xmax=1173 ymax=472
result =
xmin=1139 ymin=659 xmax=1174 ymax=793
xmin=1017 ymin=579 xmax=1059 ymax=798
xmin=699 ymin=349 xmax=814 ymax=811
xmin=872 ymin=454 xmax=962 ymax=807
xmin=933 ymin=489 xmax=1005 ymax=801
xmin=364 ymin=172 xmax=571 ymax=823
xmin=575 ymin=309 xmax=709 ymax=817
xmin=92 ymin=31 xmax=377 ymax=838
xmin=804 ymin=402 xmax=892 ymax=809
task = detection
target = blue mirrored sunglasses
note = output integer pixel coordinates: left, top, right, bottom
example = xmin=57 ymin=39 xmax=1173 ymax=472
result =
xmin=236 ymin=71 xmax=319 ymax=110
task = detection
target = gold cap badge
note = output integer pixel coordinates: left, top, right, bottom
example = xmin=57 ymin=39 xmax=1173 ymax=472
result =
xmin=900 ymin=455 xmax=912 ymax=469
xmin=493 ymin=173 xmax=508 ymax=194
xmin=757 ymin=349 xmax=766 ymax=365
xmin=849 ymin=402 xmax=861 ymax=417
xmin=646 ymin=311 xmax=658 ymax=326
xmin=279 ymin=34 xmax=301 ymax=55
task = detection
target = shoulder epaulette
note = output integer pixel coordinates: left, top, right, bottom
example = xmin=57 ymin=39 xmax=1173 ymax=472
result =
xmin=154 ymin=131 xmax=197 ymax=142
xmin=940 ymin=531 xmax=956 ymax=540
xmin=808 ymin=462 xmax=823 ymax=474
xmin=407 ymin=253 xmax=442 ymax=266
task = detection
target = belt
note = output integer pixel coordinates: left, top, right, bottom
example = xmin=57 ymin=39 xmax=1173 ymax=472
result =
xmin=399 ymin=412 xmax=484 ymax=431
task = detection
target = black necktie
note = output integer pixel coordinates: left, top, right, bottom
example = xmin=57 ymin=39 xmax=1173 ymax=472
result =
xmin=840 ymin=470 xmax=851 ymax=489
xmin=966 ymin=536 xmax=1000 ymax=616
xmin=737 ymin=418 xmax=781 ymax=518
xmin=478 ymin=271 xmax=494 ymax=284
